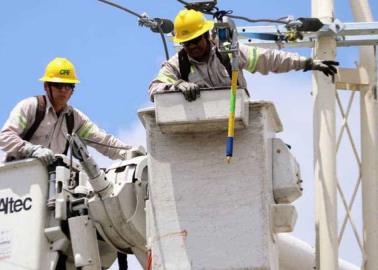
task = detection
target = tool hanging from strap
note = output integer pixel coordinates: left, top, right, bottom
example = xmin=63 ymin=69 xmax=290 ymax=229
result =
xmin=211 ymin=13 xmax=240 ymax=162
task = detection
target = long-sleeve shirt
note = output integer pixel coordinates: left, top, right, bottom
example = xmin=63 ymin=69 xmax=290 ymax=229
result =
xmin=0 ymin=95 xmax=131 ymax=161
xmin=149 ymin=44 xmax=308 ymax=101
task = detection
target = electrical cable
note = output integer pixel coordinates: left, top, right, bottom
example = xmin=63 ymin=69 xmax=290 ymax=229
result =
xmin=97 ymin=0 xmax=171 ymax=60
xmin=177 ymin=0 xmax=288 ymax=25
xmin=98 ymin=0 xmax=142 ymax=18
xmin=158 ymin=25 xmax=170 ymax=60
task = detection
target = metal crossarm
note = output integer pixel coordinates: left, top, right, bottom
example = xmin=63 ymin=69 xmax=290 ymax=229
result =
xmin=237 ymin=22 xmax=378 ymax=48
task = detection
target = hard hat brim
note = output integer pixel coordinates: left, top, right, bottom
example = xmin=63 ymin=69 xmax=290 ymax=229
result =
xmin=173 ymin=21 xmax=214 ymax=43
xmin=39 ymin=77 xmax=80 ymax=84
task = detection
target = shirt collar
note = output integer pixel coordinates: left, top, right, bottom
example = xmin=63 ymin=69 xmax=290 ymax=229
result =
xmin=187 ymin=43 xmax=216 ymax=64
xmin=45 ymin=95 xmax=72 ymax=115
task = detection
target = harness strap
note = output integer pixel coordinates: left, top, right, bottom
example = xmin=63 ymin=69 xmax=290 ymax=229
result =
xmin=63 ymin=111 xmax=74 ymax=155
xmin=178 ymin=49 xmax=191 ymax=82
xmin=215 ymin=49 xmax=233 ymax=78
xmin=178 ymin=48 xmax=233 ymax=82
xmin=22 ymin=95 xmax=46 ymax=141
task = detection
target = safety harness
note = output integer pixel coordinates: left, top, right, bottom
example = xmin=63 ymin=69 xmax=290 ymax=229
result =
xmin=22 ymin=95 xmax=74 ymax=155
xmin=178 ymin=48 xmax=233 ymax=81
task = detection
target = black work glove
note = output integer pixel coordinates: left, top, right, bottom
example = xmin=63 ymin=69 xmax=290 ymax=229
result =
xmin=174 ymin=80 xmax=200 ymax=102
xmin=304 ymin=58 xmax=339 ymax=77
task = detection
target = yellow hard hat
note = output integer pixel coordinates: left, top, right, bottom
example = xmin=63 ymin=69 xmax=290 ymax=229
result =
xmin=173 ymin=9 xmax=214 ymax=43
xmin=39 ymin=57 xmax=80 ymax=84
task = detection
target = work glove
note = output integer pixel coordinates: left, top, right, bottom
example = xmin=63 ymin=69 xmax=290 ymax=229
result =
xmin=119 ymin=145 xmax=146 ymax=160
xmin=174 ymin=80 xmax=200 ymax=102
xmin=304 ymin=58 xmax=339 ymax=77
xmin=25 ymin=144 xmax=55 ymax=166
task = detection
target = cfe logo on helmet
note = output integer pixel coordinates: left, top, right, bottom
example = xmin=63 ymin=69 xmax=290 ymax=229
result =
xmin=59 ymin=69 xmax=70 ymax=76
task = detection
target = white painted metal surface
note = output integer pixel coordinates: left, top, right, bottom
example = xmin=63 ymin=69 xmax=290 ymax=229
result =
xmin=154 ymin=88 xmax=250 ymax=133
xmin=278 ymin=235 xmax=359 ymax=270
xmin=140 ymin=97 xmax=291 ymax=270
xmin=350 ymin=0 xmax=378 ymax=269
xmin=335 ymin=67 xmax=370 ymax=91
xmin=68 ymin=215 xmax=102 ymax=269
xmin=87 ymin=156 xmax=149 ymax=268
xmin=0 ymin=159 xmax=50 ymax=270
xmin=272 ymin=138 xmax=302 ymax=203
xmin=271 ymin=204 xmax=297 ymax=233
xmin=312 ymin=0 xmax=338 ymax=269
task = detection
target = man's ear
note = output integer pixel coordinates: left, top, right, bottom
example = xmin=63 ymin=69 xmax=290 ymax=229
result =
xmin=43 ymin=82 xmax=49 ymax=92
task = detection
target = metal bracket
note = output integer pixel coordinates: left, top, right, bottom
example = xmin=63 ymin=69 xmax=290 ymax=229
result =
xmin=328 ymin=18 xmax=345 ymax=34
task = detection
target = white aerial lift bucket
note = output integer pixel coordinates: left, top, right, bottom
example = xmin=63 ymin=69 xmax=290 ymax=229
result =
xmin=0 ymin=159 xmax=50 ymax=270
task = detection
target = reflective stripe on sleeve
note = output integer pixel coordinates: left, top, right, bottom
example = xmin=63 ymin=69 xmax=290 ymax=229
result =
xmin=247 ymin=47 xmax=259 ymax=73
xmin=19 ymin=115 xmax=27 ymax=129
xmin=155 ymin=70 xmax=177 ymax=84
xmin=11 ymin=114 xmax=28 ymax=130
xmin=78 ymin=122 xmax=96 ymax=139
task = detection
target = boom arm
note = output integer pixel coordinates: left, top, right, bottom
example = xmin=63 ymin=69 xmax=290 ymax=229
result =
xmin=70 ymin=133 xmax=112 ymax=195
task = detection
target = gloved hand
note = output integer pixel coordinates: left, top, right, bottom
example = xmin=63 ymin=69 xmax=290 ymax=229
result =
xmin=304 ymin=58 xmax=339 ymax=77
xmin=25 ymin=144 xmax=55 ymax=166
xmin=119 ymin=145 xmax=146 ymax=160
xmin=174 ymin=80 xmax=200 ymax=102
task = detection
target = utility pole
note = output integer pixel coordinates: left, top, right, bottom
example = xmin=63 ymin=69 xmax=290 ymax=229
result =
xmin=350 ymin=0 xmax=378 ymax=269
xmin=312 ymin=0 xmax=338 ymax=269
xmin=235 ymin=0 xmax=378 ymax=266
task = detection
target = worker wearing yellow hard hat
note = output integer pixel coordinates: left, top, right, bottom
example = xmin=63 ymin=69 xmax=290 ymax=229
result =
xmin=39 ymin=58 xmax=80 ymax=115
xmin=172 ymin=9 xmax=214 ymax=44
xmin=0 ymin=57 xmax=144 ymax=165
xmin=39 ymin=57 xmax=80 ymax=84
xmin=149 ymin=9 xmax=339 ymax=102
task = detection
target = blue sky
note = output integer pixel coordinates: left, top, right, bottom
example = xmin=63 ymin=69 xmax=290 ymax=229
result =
xmin=1 ymin=1 xmax=377 ymax=269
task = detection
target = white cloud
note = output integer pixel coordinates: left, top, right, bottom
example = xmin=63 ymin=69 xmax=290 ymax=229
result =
xmin=117 ymin=120 xmax=147 ymax=148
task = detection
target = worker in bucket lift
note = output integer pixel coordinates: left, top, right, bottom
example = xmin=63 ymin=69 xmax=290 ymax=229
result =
xmin=149 ymin=9 xmax=339 ymax=102
xmin=0 ymin=57 xmax=142 ymax=165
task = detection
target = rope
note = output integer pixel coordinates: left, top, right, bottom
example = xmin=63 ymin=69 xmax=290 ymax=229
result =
xmin=82 ymin=137 xmax=131 ymax=150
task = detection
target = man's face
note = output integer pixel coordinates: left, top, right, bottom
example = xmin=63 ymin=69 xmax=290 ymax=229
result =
xmin=45 ymin=82 xmax=74 ymax=108
xmin=182 ymin=34 xmax=209 ymax=60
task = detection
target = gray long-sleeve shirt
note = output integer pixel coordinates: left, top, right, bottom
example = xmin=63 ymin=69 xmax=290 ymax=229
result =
xmin=0 ymin=96 xmax=131 ymax=161
xmin=149 ymin=44 xmax=308 ymax=101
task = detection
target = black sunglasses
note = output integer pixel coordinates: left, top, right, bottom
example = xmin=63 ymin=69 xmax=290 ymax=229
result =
xmin=181 ymin=35 xmax=204 ymax=47
xmin=49 ymin=82 xmax=75 ymax=90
